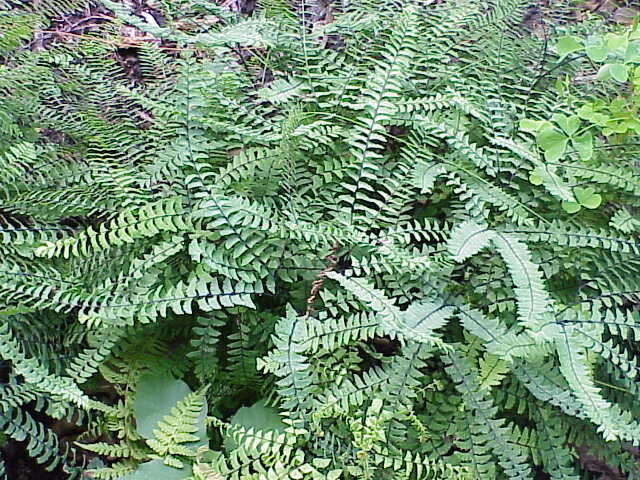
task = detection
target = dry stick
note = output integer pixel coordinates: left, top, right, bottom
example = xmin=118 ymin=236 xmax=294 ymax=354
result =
xmin=305 ymin=241 xmax=340 ymax=318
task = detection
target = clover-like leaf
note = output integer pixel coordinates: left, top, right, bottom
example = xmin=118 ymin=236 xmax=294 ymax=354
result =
xmin=577 ymin=104 xmax=609 ymax=125
xmin=571 ymin=132 xmax=593 ymax=161
xmin=121 ymin=459 xmax=189 ymax=480
xmin=528 ymin=169 xmax=543 ymax=186
xmin=597 ymin=64 xmax=613 ymax=81
xmin=574 ymin=187 xmax=602 ymax=209
xmin=537 ymin=127 xmax=568 ymax=162
xmin=605 ymin=33 xmax=628 ymax=55
xmin=552 ymin=114 xmax=580 ymax=136
xmin=134 ymin=374 xmax=192 ymax=439
xmin=586 ymin=38 xmax=609 ymax=62
xmin=556 ymin=36 xmax=583 ymax=59
xmin=609 ymin=63 xmax=629 ymax=82
xmin=625 ymin=41 xmax=640 ymax=63
xmin=519 ymin=118 xmax=551 ymax=133
xmin=561 ymin=201 xmax=582 ymax=214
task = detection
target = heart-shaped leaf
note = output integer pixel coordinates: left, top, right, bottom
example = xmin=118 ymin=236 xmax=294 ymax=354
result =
xmin=134 ymin=374 xmax=192 ymax=439
xmin=556 ymin=36 xmax=583 ymax=59
xmin=576 ymin=104 xmax=594 ymax=119
xmin=605 ymin=33 xmax=628 ymax=54
xmin=609 ymin=63 xmax=629 ymax=82
xmin=544 ymin=141 xmax=568 ymax=162
xmin=571 ymin=132 xmax=593 ymax=161
xmin=537 ymin=128 xmax=568 ymax=162
xmin=574 ymin=187 xmax=602 ymax=209
xmin=586 ymin=39 xmax=609 ymax=62
xmin=528 ymin=169 xmax=543 ymax=186
xmin=121 ymin=459 xmax=190 ymax=480
xmin=562 ymin=201 xmax=582 ymax=214
xmin=625 ymin=41 xmax=640 ymax=63
xmin=224 ymin=400 xmax=285 ymax=451
xmin=519 ymin=118 xmax=551 ymax=133
xmin=553 ymin=114 xmax=581 ymax=136
xmin=597 ymin=64 xmax=613 ymax=81
xmin=609 ymin=97 xmax=627 ymax=113
xmin=577 ymin=104 xmax=610 ymax=125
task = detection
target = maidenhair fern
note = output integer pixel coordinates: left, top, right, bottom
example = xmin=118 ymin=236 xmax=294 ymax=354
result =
xmin=1 ymin=0 xmax=640 ymax=478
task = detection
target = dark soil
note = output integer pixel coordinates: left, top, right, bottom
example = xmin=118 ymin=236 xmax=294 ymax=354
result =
xmin=3 ymin=440 xmax=74 ymax=480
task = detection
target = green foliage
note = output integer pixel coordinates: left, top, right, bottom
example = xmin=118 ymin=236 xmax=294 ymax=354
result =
xmin=1 ymin=0 xmax=640 ymax=479
xmin=225 ymin=400 xmax=285 ymax=451
xmin=524 ymin=25 xmax=640 ymax=208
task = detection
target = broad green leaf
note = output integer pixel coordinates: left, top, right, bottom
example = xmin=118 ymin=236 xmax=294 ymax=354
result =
xmin=121 ymin=459 xmax=189 ymax=480
xmin=519 ymin=118 xmax=551 ymax=133
xmin=571 ymin=132 xmax=593 ymax=161
xmin=626 ymin=41 xmax=640 ymax=62
xmin=537 ymin=128 xmax=568 ymax=162
xmin=224 ymin=400 xmax=285 ymax=450
xmin=328 ymin=470 xmax=343 ymax=480
xmin=134 ymin=374 xmax=192 ymax=438
xmin=562 ymin=201 xmax=582 ymax=214
xmin=543 ymin=140 xmax=568 ymax=161
xmin=605 ymin=33 xmax=628 ymax=54
xmin=576 ymin=104 xmax=594 ymax=118
xmin=577 ymin=104 xmax=609 ymax=125
xmin=609 ymin=97 xmax=627 ymax=113
xmin=574 ymin=187 xmax=602 ymax=209
xmin=529 ymin=169 xmax=543 ymax=185
xmin=597 ymin=64 xmax=613 ymax=81
xmin=609 ymin=63 xmax=629 ymax=82
xmin=552 ymin=114 xmax=580 ymax=136
xmin=230 ymin=399 xmax=285 ymax=431
xmin=313 ymin=458 xmax=332 ymax=469
xmin=556 ymin=36 xmax=583 ymax=59
xmin=536 ymin=127 xmax=565 ymax=149
xmin=585 ymin=39 xmax=609 ymax=62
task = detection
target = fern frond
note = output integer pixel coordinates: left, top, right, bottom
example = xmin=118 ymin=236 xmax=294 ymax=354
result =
xmin=446 ymin=351 xmax=533 ymax=479
xmin=327 ymin=272 xmax=453 ymax=346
